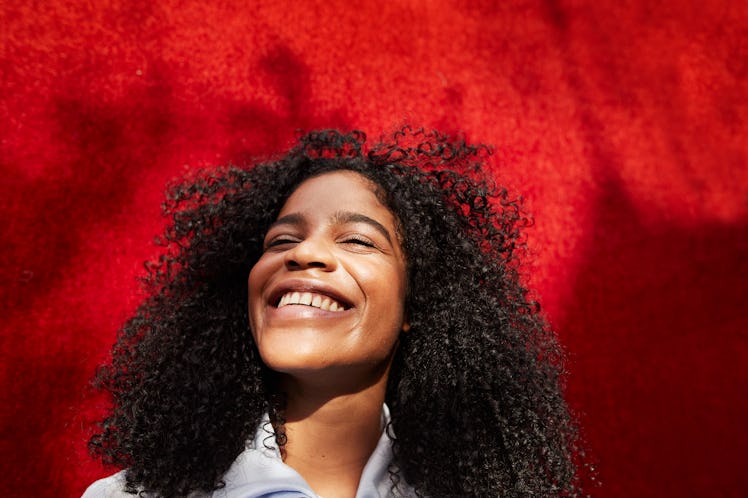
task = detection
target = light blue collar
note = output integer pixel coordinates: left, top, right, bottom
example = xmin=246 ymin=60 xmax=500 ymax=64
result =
xmin=215 ymin=404 xmax=413 ymax=498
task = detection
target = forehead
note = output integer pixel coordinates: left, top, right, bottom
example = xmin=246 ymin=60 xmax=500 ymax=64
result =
xmin=278 ymin=171 xmax=390 ymax=219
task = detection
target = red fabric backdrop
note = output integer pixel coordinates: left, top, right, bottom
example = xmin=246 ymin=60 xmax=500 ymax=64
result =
xmin=1 ymin=1 xmax=746 ymax=496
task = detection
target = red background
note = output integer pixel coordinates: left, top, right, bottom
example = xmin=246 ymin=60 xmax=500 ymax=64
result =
xmin=1 ymin=1 xmax=746 ymax=496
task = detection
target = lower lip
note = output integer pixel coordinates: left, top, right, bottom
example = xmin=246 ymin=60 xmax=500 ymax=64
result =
xmin=267 ymin=304 xmax=353 ymax=320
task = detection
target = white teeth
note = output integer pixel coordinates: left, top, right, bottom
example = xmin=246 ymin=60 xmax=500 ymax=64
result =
xmin=277 ymin=291 xmax=345 ymax=312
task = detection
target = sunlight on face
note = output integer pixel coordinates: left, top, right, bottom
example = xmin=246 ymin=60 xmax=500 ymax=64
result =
xmin=248 ymin=171 xmax=408 ymax=388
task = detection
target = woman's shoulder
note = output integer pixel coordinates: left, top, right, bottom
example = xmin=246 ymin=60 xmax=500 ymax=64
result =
xmin=81 ymin=470 xmax=131 ymax=498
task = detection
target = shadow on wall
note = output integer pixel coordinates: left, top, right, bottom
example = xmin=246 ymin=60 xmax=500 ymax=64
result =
xmin=1 ymin=43 xmax=354 ymax=497
xmin=559 ymin=171 xmax=748 ymax=497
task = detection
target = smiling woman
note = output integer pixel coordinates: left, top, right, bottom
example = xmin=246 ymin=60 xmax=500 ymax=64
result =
xmin=83 ymin=128 xmax=584 ymax=497
xmin=249 ymin=172 xmax=409 ymax=386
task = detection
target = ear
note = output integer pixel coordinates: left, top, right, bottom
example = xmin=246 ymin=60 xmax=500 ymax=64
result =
xmin=401 ymin=321 xmax=411 ymax=333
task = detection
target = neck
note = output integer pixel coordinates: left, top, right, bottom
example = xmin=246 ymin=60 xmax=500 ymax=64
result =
xmin=275 ymin=369 xmax=390 ymax=498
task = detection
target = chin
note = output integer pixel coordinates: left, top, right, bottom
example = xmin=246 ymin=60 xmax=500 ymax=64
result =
xmin=258 ymin=345 xmax=336 ymax=374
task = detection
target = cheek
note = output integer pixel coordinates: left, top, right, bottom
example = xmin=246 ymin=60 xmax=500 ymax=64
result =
xmin=247 ymin=263 xmax=260 ymax=296
xmin=385 ymin=262 xmax=408 ymax=306
xmin=248 ymin=253 xmax=275 ymax=294
xmin=361 ymin=263 xmax=408 ymax=319
xmin=247 ymin=258 xmax=272 ymax=325
xmin=247 ymin=266 xmax=260 ymax=308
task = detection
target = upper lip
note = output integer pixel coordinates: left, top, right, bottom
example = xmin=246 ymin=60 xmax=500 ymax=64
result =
xmin=267 ymin=279 xmax=354 ymax=309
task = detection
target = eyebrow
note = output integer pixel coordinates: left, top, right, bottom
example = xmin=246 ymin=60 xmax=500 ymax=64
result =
xmin=268 ymin=211 xmax=393 ymax=243
xmin=333 ymin=211 xmax=393 ymax=243
xmin=269 ymin=213 xmax=305 ymax=230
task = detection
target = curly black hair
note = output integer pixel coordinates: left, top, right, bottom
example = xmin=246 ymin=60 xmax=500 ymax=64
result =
xmin=89 ymin=127 xmax=582 ymax=497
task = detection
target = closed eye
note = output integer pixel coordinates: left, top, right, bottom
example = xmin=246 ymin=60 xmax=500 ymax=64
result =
xmin=265 ymin=237 xmax=299 ymax=249
xmin=341 ymin=236 xmax=376 ymax=248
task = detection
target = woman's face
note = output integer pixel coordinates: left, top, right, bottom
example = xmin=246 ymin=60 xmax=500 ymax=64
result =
xmin=248 ymin=171 xmax=408 ymax=385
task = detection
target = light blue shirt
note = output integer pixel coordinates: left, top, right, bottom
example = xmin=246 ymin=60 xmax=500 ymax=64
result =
xmin=82 ymin=405 xmax=414 ymax=498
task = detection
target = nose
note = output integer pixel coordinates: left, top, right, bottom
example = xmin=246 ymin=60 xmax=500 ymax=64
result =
xmin=283 ymin=236 xmax=337 ymax=271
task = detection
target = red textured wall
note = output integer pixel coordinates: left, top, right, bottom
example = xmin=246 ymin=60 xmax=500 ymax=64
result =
xmin=1 ymin=1 xmax=746 ymax=496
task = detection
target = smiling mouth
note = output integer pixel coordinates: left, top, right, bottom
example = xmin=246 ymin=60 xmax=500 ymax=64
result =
xmin=276 ymin=291 xmax=348 ymax=312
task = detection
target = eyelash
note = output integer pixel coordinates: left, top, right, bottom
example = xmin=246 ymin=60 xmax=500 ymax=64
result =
xmin=264 ymin=236 xmax=376 ymax=249
xmin=266 ymin=237 xmax=298 ymax=248
xmin=342 ymin=236 xmax=376 ymax=248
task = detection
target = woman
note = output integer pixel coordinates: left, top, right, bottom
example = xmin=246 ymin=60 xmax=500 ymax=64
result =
xmin=84 ymin=128 xmax=581 ymax=497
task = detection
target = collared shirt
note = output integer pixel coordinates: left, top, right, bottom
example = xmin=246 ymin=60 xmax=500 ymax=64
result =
xmin=81 ymin=405 xmax=414 ymax=498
